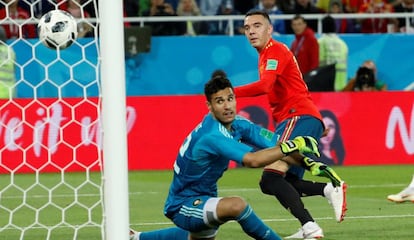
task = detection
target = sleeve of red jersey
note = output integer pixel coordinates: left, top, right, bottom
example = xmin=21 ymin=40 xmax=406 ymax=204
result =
xmin=234 ymin=78 xmax=272 ymax=97
xmin=234 ymin=46 xmax=285 ymax=98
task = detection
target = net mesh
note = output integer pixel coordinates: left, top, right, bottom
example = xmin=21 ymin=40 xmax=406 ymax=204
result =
xmin=0 ymin=1 xmax=102 ymax=239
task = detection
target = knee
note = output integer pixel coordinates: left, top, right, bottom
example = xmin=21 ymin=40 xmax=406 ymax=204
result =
xmin=217 ymin=196 xmax=248 ymax=219
xmin=229 ymin=197 xmax=248 ymax=215
xmin=259 ymin=171 xmax=283 ymax=195
xmin=259 ymin=176 xmax=272 ymax=195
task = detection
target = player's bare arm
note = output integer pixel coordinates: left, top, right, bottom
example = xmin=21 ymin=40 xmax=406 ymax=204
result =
xmin=242 ymin=136 xmax=320 ymax=168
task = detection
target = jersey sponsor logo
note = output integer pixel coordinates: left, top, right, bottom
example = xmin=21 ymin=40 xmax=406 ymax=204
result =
xmin=266 ymin=59 xmax=278 ymax=70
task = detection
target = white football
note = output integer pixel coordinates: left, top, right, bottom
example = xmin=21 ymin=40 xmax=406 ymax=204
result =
xmin=37 ymin=10 xmax=78 ymax=50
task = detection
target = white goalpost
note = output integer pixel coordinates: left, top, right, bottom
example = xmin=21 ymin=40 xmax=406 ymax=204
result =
xmin=100 ymin=1 xmax=130 ymax=240
xmin=0 ymin=0 xmax=129 ymax=239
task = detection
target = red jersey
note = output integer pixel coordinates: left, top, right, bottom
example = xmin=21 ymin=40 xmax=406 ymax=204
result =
xmin=290 ymin=27 xmax=319 ymax=75
xmin=234 ymin=39 xmax=322 ymax=124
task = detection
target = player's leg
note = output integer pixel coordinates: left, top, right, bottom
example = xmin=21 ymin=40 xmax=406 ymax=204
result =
xmin=150 ymin=196 xmax=282 ymax=240
xmin=129 ymin=227 xmax=188 ymax=240
xmin=259 ymin=116 xmax=325 ymax=238
xmin=170 ymin=196 xmax=218 ymax=240
xmin=259 ymin=168 xmax=324 ymax=239
xmin=260 ymin=170 xmax=314 ymax=224
xmin=215 ymin=197 xmax=282 ymax=240
xmin=387 ymin=174 xmax=414 ymax=203
xmin=286 ymin=172 xmax=347 ymax=223
xmin=284 ymin=116 xmax=347 ymax=224
xmin=129 ymin=195 xmax=214 ymax=240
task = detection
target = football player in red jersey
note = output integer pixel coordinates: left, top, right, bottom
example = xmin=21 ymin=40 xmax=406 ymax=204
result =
xmin=235 ymin=9 xmax=347 ymax=239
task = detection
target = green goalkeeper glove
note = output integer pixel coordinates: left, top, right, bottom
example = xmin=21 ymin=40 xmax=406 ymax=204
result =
xmin=303 ymin=157 xmax=342 ymax=187
xmin=280 ymin=136 xmax=320 ymax=157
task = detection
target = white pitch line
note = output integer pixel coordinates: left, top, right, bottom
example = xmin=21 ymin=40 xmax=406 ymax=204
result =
xmin=131 ymin=213 xmax=414 ymax=227
xmin=0 ymin=183 xmax=408 ymax=199
xmin=129 ymin=183 xmax=409 ymax=195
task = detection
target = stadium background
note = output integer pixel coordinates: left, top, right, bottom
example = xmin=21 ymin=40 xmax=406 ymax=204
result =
xmin=2 ymin=34 xmax=413 ymax=172
xmin=10 ymin=34 xmax=414 ymax=98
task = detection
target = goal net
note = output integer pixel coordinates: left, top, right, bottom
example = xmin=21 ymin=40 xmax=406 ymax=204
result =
xmin=0 ymin=1 xmax=104 ymax=239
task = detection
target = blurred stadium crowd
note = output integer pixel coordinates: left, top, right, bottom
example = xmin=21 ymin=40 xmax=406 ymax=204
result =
xmin=0 ymin=0 xmax=413 ymax=39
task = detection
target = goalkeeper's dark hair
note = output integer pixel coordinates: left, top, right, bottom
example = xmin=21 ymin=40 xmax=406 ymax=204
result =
xmin=211 ymin=69 xmax=227 ymax=79
xmin=204 ymin=75 xmax=233 ymax=102
xmin=245 ymin=9 xmax=271 ymax=24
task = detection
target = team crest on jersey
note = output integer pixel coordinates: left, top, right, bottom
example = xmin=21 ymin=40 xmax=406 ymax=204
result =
xmin=266 ymin=59 xmax=278 ymax=70
xmin=193 ymin=199 xmax=203 ymax=206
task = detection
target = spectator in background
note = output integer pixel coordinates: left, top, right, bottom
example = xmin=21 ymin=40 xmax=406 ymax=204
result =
xmin=234 ymin=0 xmax=257 ymax=14
xmin=328 ymin=0 xmax=357 ymax=33
xmin=165 ymin=0 xmax=179 ymax=10
xmin=125 ymin=0 xmax=140 ymax=19
xmin=83 ymin=0 xmax=98 ymax=17
xmin=209 ymin=0 xmax=244 ymax=35
xmin=343 ymin=60 xmax=387 ymax=91
xmin=142 ymin=0 xmax=186 ymax=36
xmin=18 ymin=0 xmax=55 ymax=19
xmin=318 ymin=15 xmax=348 ymax=91
xmin=139 ymin=0 xmax=179 ymax=16
xmin=198 ymin=0 xmax=222 ymax=15
xmin=62 ymin=0 xmax=94 ymax=38
xmin=347 ymin=0 xmax=366 ymax=13
xmin=139 ymin=0 xmax=150 ymax=16
xmin=279 ymin=0 xmax=296 ymax=13
xmin=0 ymin=26 xmax=16 ymax=99
xmin=289 ymin=0 xmax=323 ymax=33
xmin=319 ymin=110 xmax=345 ymax=166
xmin=56 ymin=0 xmax=99 ymax=18
xmin=315 ymin=0 xmax=332 ymax=12
xmin=394 ymin=0 xmax=414 ymax=33
xmin=255 ymin=0 xmax=286 ymax=34
xmin=176 ymin=0 xmax=208 ymax=35
xmin=0 ymin=0 xmax=36 ymax=39
xmin=290 ymin=15 xmax=319 ymax=75
xmin=358 ymin=0 xmax=396 ymax=33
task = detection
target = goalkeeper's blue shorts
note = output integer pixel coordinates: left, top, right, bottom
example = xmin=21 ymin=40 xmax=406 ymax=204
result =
xmin=274 ymin=115 xmax=324 ymax=179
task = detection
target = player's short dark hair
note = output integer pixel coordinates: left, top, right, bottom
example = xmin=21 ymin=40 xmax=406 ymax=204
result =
xmin=211 ymin=69 xmax=227 ymax=79
xmin=245 ymin=9 xmax=271 ymax=24
xmin=204 ymin=75 xmax=233 ymax=102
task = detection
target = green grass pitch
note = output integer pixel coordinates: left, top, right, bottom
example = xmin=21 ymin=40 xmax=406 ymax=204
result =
xmin=129 ymin=165 xmax=414 ymax=240
xmin=1 ymin=165 xmax=414 ymax=239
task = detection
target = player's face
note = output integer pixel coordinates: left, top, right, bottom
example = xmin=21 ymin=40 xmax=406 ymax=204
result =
xmin=244 ymin=14 xmax=272 ymax=51
xmin=207 ymin=87 xmax=236 ymax=129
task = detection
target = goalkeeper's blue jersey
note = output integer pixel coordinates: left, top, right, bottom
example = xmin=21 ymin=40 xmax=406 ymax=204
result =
xmin=164 ymin=113 xmax=278 ymax=217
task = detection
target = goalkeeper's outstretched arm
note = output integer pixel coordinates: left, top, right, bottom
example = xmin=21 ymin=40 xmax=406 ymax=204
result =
xmin=242 ymin=136 xmax=320 ymax=168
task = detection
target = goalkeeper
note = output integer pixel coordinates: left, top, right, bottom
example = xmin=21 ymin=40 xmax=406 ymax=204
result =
xmin=130 ymin=76 xmax=333 ymax=240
